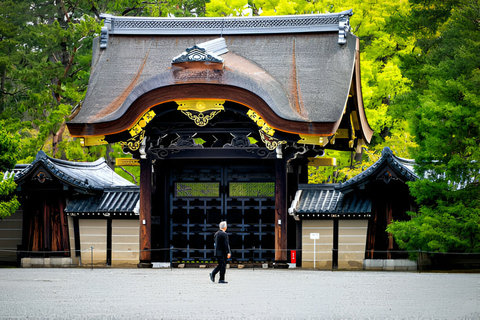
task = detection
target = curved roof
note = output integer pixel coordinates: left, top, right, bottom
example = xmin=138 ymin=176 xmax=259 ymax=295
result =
xmin=67 ymin=12 xmax=373 ymax=142
xmin=336 ymin=147 xmax=418 ymax=193
xmin=288 ymin=148 xmax=416 ymax=219
xmin=14 ymin=151 xmax=136 ymax=193
xmin=65 ymin=188 xmax=139 ymax=215
xmin=288 ymin=184 xmax=371 ymax=219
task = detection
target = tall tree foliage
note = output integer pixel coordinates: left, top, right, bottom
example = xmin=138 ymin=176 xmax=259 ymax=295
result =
xmin=0 ymin=1 xmax=102 ymax=163
xmin=0 ymin=1 xmax=210 ymax=185
xmin=207 ymin=0 xmax=417 ymax=182
xmin=387 ymin=0 xmax=480 ymax=254
xmin=0 ymin=127 xmax=20 ymax=218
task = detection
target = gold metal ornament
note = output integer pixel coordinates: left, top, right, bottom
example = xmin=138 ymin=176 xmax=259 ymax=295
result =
xmin=247 ymin=109 xmax=275 ymax=136
xmin=129 ymin=110 xmax=156 ymax=137
xmin=259 ymin=130 xmax=286 ymax=151
xmin=176 ymin=100 xmax=225 ymax=127
xmin=121 ymin=131 xmax=145 ymax=152
xmin=297 ymin=135 xmax=329 ymax=146
xmin=80 ymin=136 xmax=108 ymax=147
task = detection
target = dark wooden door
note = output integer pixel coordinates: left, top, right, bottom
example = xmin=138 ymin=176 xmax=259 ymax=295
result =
xmin=169 ymin=161 xmax=276 ymax=263
xmin=25 ymin=194 xmax=69 ymax=256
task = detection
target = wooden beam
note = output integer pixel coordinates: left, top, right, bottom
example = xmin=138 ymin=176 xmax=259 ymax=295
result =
xmin=116 ymin=158 xmax=140 ymax=166
xmin=307 ymin=157 xmax=337 ymax=167
xmin=67 ymin=84 xmax=343 ymax=137
xmin=139 ymin=158 xmax=152 ymax=266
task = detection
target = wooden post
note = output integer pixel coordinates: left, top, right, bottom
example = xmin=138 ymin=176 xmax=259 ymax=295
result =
xmin=43 ymin=199 xmax=49 ymax=251
xmin=387 ymin=202 xmax=393 ymax=260
xmin=59 ymin=199 xmax=69 ymax=256
xmin=139 ymin=158 xmax=152 ymax=267
xmin=275 ymin=158 xmax=287 ymax=261
xmin=332 ymin=218 xmax=338 ymax=269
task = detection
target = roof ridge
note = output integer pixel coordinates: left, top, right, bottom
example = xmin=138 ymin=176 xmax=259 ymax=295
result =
xmin=337 ymin=147 xmax=418 ymax=191
xmin=100 ymin=10 xmax=353 ymax=39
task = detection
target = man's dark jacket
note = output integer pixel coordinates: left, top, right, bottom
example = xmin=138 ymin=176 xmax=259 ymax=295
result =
xmin=214 ymin=230 xmax=231 ymax=257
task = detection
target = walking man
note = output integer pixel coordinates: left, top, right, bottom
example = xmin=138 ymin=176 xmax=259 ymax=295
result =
xmin=210 ymin=221 xmax=231 ymax=284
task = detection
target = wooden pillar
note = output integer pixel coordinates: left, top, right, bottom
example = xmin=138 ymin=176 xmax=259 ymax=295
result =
xmin=139 ymin=158 xmax=152 ymax=267
xmin=43 ymin=199 xmax=50 ymax=251
xmin=59 ymin=199 xmax=69 ymax=256
xmin=275 ymin=158 xmax=287 ymax=261
xmin=387 ymin=201 xmax=393 ymax=260
xmin=332 ymin=218 xmax=339 ymax=269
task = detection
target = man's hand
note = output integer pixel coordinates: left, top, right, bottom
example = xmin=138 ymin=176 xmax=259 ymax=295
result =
xmin=227 ymin=253 xmax=231 ymax=259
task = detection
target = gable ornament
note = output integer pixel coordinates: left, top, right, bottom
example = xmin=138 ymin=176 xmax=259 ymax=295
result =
xmin=176 ymin=100 xmax=225 ymax=127
xmin=172 ymin=45 xmax=224 ymax=64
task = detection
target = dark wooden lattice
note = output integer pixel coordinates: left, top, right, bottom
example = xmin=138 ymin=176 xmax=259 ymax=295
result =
xmin=169 ymin=164 xmax=275 ymax=263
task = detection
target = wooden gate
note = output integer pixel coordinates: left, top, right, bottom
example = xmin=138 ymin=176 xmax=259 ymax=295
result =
xmin=169 ymin=162 xmax=275 ymax=263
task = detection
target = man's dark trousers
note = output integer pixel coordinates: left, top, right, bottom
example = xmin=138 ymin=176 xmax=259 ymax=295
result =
xmin=212 ymin=255 xmax=227 ymax=281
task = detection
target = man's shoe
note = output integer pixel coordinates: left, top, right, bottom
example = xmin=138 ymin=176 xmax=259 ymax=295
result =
xmin=209 ymin=272 xmax=215 ymax=282
xmin=219 ymin=280 xmax=228 ymax=284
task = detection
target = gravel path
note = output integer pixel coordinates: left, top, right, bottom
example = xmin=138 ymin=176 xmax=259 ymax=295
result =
xmin=0 ymin=268 xmax=479 ymax=319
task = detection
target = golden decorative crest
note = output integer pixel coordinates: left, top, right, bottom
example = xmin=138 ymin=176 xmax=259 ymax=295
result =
xmin=129 ymin=110 xmax=156 ymax=137
xmin=259 ymin=130 xmax=286 ymax=151
xmin=121 ymin=131 xmax=145 ymax=152
xmin=247 ymin=110 xmax=275 ymax=136
xmin=176 ymin=100 xmax=225 ymax=127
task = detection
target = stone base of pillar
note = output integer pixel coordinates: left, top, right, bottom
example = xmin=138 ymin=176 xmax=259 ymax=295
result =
xmin=273 ymin=262 xmax=289 ymax=269
xmin=137 ymin=262 xmax=153 ymax=268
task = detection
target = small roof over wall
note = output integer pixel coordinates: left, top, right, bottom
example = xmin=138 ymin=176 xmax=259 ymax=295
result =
xmin=337 ymin=147 xmax=418 ymax=194
xmin=289 ymin=147 xmax=417 ymax=220
xmin=14 ymin=151 xmax=140 ymax=217
xmin=288 ymin=184 xmax=372 ymax=220
xmin=65 ymin=188 xmax=139 ymax=217
xmin=67 ymin=11 xmax=373 ymax=149
xmin=14 ymin=151 xmax=135 ymax=193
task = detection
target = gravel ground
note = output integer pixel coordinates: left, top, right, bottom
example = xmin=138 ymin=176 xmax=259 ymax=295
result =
xmin=0 ymin=268 xmax=479 ymax=319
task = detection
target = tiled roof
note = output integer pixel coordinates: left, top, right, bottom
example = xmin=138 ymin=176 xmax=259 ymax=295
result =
xmin=14 ymin=151 xmax=135 ymax=193
xmin=294 ymin=184 xmax=342 ymax=213
xmin=337 ymin=147 xmax=418 ymax=193
xmin=65 ymin=188 xmax=139 ymax=216
xmin=337 ymin=193 xmax=372 ymax=214
xmin=288 ymin=148 xmax=417 ymax=220
xmin=289 ymin=184 xmax=371 ymax=219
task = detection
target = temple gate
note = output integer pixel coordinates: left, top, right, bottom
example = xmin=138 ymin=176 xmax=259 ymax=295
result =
xmin=66 ymin=11 xmax=373 ymax=267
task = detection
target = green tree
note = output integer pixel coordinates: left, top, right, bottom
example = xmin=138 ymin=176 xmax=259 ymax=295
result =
xmin=387 ymin=0 xmax=480 ymax=255
xmin=0 ymin=127 xmax=20 ymax=219
xmin=0 ymin=1 xmax=102 ymax=162
xmin=105 ymin=0 xmax=209 ymax=17
xmin=206 ymin=0 xmax=417 ymax=182
xmin=1 ymin=1 xmax=209 ymax=173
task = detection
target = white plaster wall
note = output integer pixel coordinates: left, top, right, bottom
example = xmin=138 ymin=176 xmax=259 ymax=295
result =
xmin=301 ymin=220 xmax=333 ymax=269
xmin=111 ymin=219 xmax=139 ymax=267
xmin=0 ymin=209 xmax=23 ymax=263
xmin=79 ymin=219 xmax=107 ymax=266
xmin=338 ymin=219 xmax=368 ymax=269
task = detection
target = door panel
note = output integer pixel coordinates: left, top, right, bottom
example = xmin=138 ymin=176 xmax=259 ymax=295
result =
xmin=169 ymin=162 xmax=275 ymax=263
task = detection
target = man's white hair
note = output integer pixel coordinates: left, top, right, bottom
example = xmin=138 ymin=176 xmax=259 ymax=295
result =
xmin=219 ymin=221 xmax=227 ymax=230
